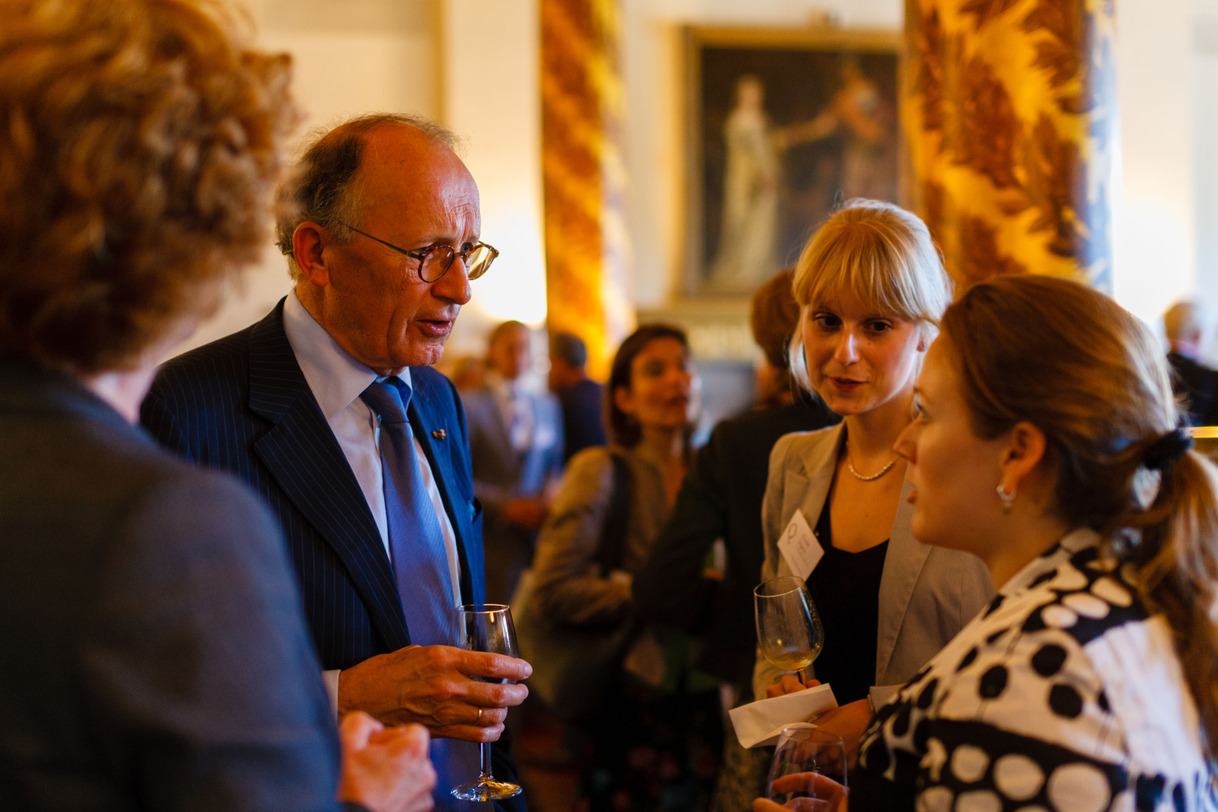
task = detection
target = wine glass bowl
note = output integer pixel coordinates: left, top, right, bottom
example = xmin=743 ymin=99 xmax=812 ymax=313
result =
xmin=754 ymin=575 xmax=825 ymax=678
xmin=767 ymin=723 xmax=848 ymax=811
xmin=451 ymin=603 xmax=523 ymax=802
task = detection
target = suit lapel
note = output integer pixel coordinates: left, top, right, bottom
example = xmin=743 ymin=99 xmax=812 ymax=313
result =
xmin=246 ymin=308 xmax=411 ymax=651
xmin=777 ymin=424 xmax=843 ymax=579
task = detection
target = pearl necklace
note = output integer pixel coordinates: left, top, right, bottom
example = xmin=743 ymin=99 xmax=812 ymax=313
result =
xmin=847 ymin=454 xmax=900 ymax=482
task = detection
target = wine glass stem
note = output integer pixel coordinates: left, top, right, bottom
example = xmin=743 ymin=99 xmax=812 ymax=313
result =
xmin=479 ymin=742 xmax=493 ymax=781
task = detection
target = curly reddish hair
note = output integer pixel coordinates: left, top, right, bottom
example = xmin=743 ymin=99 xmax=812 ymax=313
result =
xmin=0 ymin=0 xmax=297 ymax=374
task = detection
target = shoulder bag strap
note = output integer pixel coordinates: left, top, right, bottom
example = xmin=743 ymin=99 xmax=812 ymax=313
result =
xmin=595 ymin=448 xmax=633 ymax=575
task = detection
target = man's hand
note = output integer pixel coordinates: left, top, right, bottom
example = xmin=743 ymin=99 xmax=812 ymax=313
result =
xmin=338 ymin=645 xmax=531 ymax=742
xmin=503 ymin=496 xmax=548 ymax=531
xmin=337 ymin=711 xmax=435 ymax=812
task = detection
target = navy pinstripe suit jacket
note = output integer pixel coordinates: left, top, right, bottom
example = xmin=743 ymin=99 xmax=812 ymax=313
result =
xmin=140 ymin=300 xmax=486 ymax=670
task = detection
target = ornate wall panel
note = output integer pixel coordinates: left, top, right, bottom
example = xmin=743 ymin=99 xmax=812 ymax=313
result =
xmin=905 ymin=0 xmax=1116 ymax=291
xmin=540 ymin=0 xmax=632 ymax=377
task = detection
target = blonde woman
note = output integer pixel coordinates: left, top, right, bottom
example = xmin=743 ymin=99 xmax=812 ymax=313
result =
xmin=754 ymin=200 xmax=993 ymax=759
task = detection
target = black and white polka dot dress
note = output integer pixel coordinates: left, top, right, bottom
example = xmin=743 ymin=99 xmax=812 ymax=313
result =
xmin=851 ymin=528 xmax=1216 ymax=812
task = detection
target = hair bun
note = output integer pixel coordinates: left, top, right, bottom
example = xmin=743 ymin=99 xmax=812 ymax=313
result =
xmin=1143 ymin=427 xmax=1193 ymax=471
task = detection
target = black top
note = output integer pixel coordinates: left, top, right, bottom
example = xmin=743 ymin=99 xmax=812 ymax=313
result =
xmin=807 ymin=503 xmax=888 ymax=704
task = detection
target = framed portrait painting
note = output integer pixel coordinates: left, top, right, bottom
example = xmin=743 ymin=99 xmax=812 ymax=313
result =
xmin=683 ymin=26 xmax=901 ymax=297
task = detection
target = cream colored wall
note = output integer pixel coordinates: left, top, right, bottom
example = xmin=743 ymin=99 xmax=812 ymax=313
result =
xmin=1114 ymin=0 xmax=1197 ymax=332
xmin=177 ymin=0 xmax=1202 ymax=363
xmin=174 ymin=0 xmax=443 ymax=356
xmin=1192 ymin=0 xmax=1218 ymax=359
xmin=441 ymin=0 xmax=547 ymax=358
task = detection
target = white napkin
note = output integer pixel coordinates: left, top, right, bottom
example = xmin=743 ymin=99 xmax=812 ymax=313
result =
xmin=728 ymin=683 xmax=838 ymax=749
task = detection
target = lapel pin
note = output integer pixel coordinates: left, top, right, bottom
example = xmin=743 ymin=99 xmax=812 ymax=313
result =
xmin=432 ymin=429 xmax=447 ymax=440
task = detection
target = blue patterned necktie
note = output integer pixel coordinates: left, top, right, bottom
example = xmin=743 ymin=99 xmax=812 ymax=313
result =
xmin=359 ymin=378 xmax=456 ymax=645
xmin=360 ymin=378 xmax=477 ymax=810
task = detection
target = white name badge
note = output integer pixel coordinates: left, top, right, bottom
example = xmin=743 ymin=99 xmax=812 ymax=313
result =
xmin=778 ymin=509 xmax=824 ymax=581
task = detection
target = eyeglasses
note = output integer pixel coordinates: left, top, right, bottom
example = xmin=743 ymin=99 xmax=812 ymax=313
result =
xmin=340 ymin=223 xmax=498 ymax=282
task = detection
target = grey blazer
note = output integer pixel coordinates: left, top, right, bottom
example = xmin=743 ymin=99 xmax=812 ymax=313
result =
xmin=462 ymin=381 xmax=564 ymax=513
xmin=754 ymin=423 xmax=994 ymax=707
xmin=0 ymin=363 xmax=345 ymax=810
xmin=462 ymin=380 xmax=563 ymax=603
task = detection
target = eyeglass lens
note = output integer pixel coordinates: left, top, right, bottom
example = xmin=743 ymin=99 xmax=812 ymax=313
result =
xmin=421 ymin=244 xmax=495 ymax=282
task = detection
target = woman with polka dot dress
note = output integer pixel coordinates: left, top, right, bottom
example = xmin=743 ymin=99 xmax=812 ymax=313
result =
xmin=752 ymin=200 xmax=994 ymax=762
xmin=772 ymin=275 xmax=1218 ymax=811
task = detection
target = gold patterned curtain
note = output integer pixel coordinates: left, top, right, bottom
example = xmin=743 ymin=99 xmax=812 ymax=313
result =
xmin=904 ymin=0 xmax=1117 ymax=291
xmin=540 ymin=0 xmax=631 ymax=379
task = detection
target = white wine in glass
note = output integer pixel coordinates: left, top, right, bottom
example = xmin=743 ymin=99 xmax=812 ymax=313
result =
xmin=451 ymin=603 xmax=523 ymax=802
xmin=754 ymin=575 xmax=825 ymax=681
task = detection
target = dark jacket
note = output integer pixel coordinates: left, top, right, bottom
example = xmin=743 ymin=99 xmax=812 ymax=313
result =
xmin=634 ymin=397 xmax=840 ymax=685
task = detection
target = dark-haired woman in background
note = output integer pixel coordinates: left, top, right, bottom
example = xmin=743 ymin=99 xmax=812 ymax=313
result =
xmin=531 ymin=324 xmax=718 ymax=809
xmin=634 ymin=269 xmax=841 ymax=809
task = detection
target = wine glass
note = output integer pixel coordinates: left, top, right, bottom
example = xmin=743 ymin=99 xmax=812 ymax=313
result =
xmin=754 ymin=575 xmax=825 ymax=682
xmin=451 ymin=603 xmax=523 ymax=802
xmin=767 ymin=723 xmax=848 ymax=811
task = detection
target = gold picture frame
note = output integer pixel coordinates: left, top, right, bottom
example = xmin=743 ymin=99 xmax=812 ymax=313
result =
xmin=682 ymin=25 xmax=902 ymax=299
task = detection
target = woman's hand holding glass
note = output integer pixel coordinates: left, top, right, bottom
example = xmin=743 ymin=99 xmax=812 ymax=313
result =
xmin=761 ymin=676 xmax=873 ymax=768
xmin=750 ymin=783 xmax=847 ymax=812
xmin=767 ymin=674 xmax=819 ymax=698
xmin=762 ymin=723 xmax=848 ymax=811
xmin=805 ymin=699 xmax=874 ymax=768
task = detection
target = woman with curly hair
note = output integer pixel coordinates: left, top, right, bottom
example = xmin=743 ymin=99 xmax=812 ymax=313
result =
xmin=0 ymin=1 xmax=430 ymax=808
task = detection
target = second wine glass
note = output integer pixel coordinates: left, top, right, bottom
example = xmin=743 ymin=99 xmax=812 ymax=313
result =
xmin=767 ymin=723 xmax=848 ymax=811
xmin=754 ymin=575 xmax=825 ymax=681
xmin=451 ymin=603 xmax=523 ymax=802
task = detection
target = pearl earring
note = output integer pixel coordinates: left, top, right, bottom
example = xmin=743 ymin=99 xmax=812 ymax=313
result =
xmin=996 ymin=483 xmax=1017 ymax=514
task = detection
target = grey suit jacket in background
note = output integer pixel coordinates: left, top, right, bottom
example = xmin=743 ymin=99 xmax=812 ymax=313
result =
xmin=461 ymin=381 xmax=563 ymax=603
xmin=754 ymin=423 xmax=995 ymax=707
xmin=0 ymin=362 xmax=345 ymax=810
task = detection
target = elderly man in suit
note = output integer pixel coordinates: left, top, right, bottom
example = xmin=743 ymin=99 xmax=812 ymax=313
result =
xmin=0 ymin=1 xmax=433 ymax=809
xmin=461 ymin=320 xmax=564 ymax=603
xmin=141 ymin=113 xmax=531 ymax=811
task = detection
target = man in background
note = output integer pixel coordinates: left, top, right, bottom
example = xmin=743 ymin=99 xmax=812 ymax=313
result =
xmin=1164 ymin=300 xmax=1218 ymax=425
xmin=462 ymin=320 xmax=564 ymax=604
xmin=0 ymin=1 xmax=431 ymax=808
xmin=548 ymin=331 xmax=608 ymax=462
xmin=142 ymin=114 xmax=530 ymax=811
